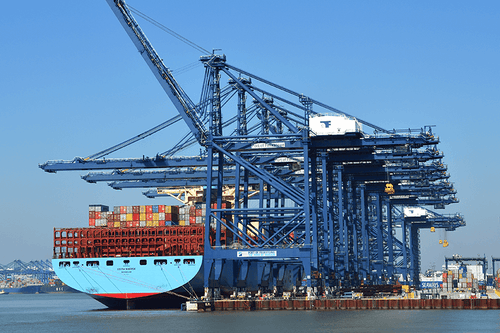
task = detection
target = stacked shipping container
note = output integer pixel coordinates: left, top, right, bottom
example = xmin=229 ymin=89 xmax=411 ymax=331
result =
xmin=89 ymin=202 xmax=232 ymax=228
xmin=54 ymin=202 xmax=235 ymax=259
xmin=53 ymin=225 xmax=232 ymax=259
xmin=178 ymin=201 xmax=231 ymax=226
xmin=88 ymin=204 xmax=179 ymax=228
xmin=442 ymin=270 xmax=480 ymax=291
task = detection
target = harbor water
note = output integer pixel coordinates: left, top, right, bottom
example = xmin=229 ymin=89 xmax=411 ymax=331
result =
xmin=1 ymin=293 xmax=500 ymax=333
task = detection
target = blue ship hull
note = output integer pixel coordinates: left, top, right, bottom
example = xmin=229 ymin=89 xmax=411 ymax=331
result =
xmin=53 ymin=255 xmax=204 ymax=309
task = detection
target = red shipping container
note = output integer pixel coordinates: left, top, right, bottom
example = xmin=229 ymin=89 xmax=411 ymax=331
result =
xmin=95 ymin=212 xmax=101 ymax=219
xmin=133 ymin=221 xmax=140 ymax=227
xmin=146 ymin=205 xmax=153 ymax=213
xmin=195 ymin=209 xmax=202 ymax=217
xmin=127 ymin=221 xmax=133 ymax=228
xmin=107 ymin=222 xmax=114 ymax=228
xmin=132 ymin=206 xmax=140 ymax=213
xmin=189 ymin=216 xmax=196 ymax=225
xmin=158 ymin=205 xmax=165 ymax=213
xmin=147 ymin=213 xmax=153 ymax=221
xmin=165 ymin=213 xmax=179 ymax=222
xmin=89 ymin=211 xmax=95 ymax=219
xmin=133 ymin=213 xmax=140 ymax=221
xmin=189 ymin=206 xmax=196 ymax=215
xmin=89 ymin=218 xmax=95 ymax=227
xmin=120 ymin=222 xmax=127 ymax=228
xmin=120 ymin=206 xmax=127 ymax=214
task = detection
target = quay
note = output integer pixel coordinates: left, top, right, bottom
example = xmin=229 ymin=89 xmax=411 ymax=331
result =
xmin=190 ymin=297 xmax=500 ymax=311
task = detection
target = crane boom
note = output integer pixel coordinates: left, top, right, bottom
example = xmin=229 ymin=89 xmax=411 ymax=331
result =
xmin=105 ymin=0 xmax=207 ymax=144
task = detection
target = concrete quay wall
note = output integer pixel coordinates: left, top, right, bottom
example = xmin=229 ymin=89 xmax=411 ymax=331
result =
xmin=194 ymin=298 xmax=500 ymax=311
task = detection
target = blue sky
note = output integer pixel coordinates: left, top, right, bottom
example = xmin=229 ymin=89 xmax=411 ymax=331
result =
xmin=1 ymin=1 xmax=499 ymax=272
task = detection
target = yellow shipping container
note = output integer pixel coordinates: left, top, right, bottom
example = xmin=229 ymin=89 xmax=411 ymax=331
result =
xmin=402 ymin=285 xmax=410 ymax=293
xmin=147 ymin=221 xmax=153 ymax=227
xmin=153 ymin=213 xmax=159 ymax=221
xmin=127 ymin=213 xmax=133 ymax=221
xmin=114 ymin=222 xmax=120 ymax=228
xmin=140 ymin=213 xmax=146 ymax=221
xmin=165 ymin=206 xmax=177 ymax=214
xmin=179 ymin=220 xmax=185 ymax=226
xmin=409 ymin=292 xmax=414 ymax=299
xmin=153 ymin=221 xmax=159 ymax=227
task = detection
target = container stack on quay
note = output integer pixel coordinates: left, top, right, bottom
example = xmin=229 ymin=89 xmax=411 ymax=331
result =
xmin=442 ymin=268 xmax=482 ymax=292
xmin=495 ymin=273 xmax=500 ymax=289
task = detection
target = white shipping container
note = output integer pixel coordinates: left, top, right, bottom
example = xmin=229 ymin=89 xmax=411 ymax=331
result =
xmin=126 ymin=206 xmax=133 ymax=214
xmin=159 ymin=212 xmax=165 ymax=220
xmin=89 ymin=205 xmax=109 ymax=212
xmin=120 ymin=214 xmax=127 ymax=222
xmin=140 ymin=221 xmax=146 ymax=227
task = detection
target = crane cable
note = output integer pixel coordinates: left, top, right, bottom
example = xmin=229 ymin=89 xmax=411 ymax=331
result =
xmin=127 ymin=4 xmax=210 ymax=55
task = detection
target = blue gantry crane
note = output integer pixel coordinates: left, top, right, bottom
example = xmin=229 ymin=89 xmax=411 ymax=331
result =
xmin=0 ymin=260 xmax=55 ymax=284
xmin=39 ymin=0 xmax=464 ymax=297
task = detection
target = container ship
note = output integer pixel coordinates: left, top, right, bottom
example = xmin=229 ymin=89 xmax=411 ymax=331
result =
xmin=53 ymin=203 xmax=233 ymax=309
